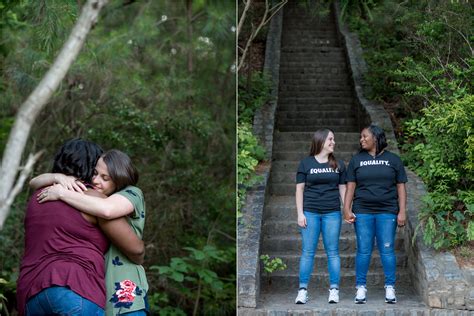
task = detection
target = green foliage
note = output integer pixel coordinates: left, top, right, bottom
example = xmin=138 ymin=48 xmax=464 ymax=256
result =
xmin=238 ymin=72 xmax=272 ymax=124
xmin=259 ymin=254 xmax=287 ymax=275
xmin=417 ymin=190 xmax=473 ymax=249
xmin=237 ymin=72 xmax=270 ymax=214
xmin=237 ymin=123 xmax=265 ymax=212
xmin=403 ymin=87 xmax=473 ymax=250
xmin=149 ymin=245 xmax=235 ymax=315
xmin=0 ymin=1 xmax=235 ymax=314
xmin=403 ymin=95 xmax=474 ymax=191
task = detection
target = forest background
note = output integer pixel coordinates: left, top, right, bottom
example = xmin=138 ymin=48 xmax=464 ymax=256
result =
xmin=0 ymin=0 xmax=236 ymax=315
xmin=238 ymin=0 xmax=472 ymax=263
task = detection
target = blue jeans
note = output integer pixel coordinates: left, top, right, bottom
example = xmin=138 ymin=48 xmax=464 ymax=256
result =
xmin=299 ymin=211 xmax=341 ymax=289
xmin=354 ymin=213 xmax=397 ymax=287
xmin=26 ymin=286 xmax=104 ymax=315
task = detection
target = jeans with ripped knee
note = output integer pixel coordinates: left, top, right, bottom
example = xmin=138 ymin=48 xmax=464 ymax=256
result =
xmin=354 ymin=213 xmax=397 ymax=287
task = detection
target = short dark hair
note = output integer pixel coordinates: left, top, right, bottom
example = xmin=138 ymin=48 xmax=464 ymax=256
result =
xmin=101 ymin=149 xmax=138 ymax=192
xmin=362 ymin=124 xmax=387 ymax=155
xmin=52 ymin=138 xmax=103 ymax=183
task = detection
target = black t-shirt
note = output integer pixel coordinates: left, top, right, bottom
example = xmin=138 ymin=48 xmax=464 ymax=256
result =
xmin=296 ymin=156 xmax=347 ymax=213
xmin=346 ymin=150 xmax=408 ymax=214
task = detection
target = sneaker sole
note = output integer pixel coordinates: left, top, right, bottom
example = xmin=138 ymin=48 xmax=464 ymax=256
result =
xmin=354 ymin=300 xmax=366 ymax=304
xmin=328 ymin=300 xmax=338 ymax=304
xmin=385 ymin=299 xmax=397 ymax=304
xmin=295 ymin=301 xmax=306 ymax=304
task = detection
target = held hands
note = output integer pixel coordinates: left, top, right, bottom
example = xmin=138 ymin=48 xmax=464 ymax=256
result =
xmin=37 ymin=184 xmax=66 ymax=203
xmin=55 ymin=174 xmax=87 ymax=193
xmin=343 ymin=211 xmax=356 ymax=224
xmin=297 ymin=213 xmax=307 ymax=228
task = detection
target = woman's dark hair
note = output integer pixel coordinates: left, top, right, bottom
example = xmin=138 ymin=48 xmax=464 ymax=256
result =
xmin=52 ymin=138 xmax=103 ymax=183
xmin=101 ymin=149 xmax=138 ymax=192
xmin=361 ymin=124 xmax=387 ymax=155
xmin=309 ymin=128 xmax=338 ymax=170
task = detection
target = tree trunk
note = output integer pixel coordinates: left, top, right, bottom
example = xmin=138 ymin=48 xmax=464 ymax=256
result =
xmin=186 ymin=0 xmax=193 ymax=73
xmin=0 ymin=0 xmax=109 ymax=230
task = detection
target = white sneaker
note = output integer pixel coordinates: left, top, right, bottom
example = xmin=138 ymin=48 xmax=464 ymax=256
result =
xmin=385 ymin=285 xmax=397 ymax=304
xmin=354 ymin=285 xmax=367 ymax=304
xmin=328 ymin=288 xmax=339 ymax=303
xmin=295 ymin=288 xmax=308 ymax=304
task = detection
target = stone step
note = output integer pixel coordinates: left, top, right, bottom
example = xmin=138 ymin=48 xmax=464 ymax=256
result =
xmin=260 ymin=253 xmax=408 ymax=274
xmin=273 ymin=140 xmax=358 ymax=151
xmin=273 ymin=132 xmax=360 ymax=142
xmin=277 ymin=117 xmax=357 ymax=126
xmin=280 ymin=50 xmax=345 ymax=58
xmin=279 ymin=67 xmax=349 ymax=75
xmin=277 ymin=104 xmax=354 ymax=112
xmin=278 ymin=97 xmax=354 ymax=105
xmin=277 ymin=111 xmax=356 ymax=119
xmin=260 ymin=270 xmax=412 ymax=290
xmin=281 ymin=44 xmax=341 ymax=49
xmin=277 ymin=126 xmax=359 ymax=133
xmin=280 ymin=75 xmax=350 ymax=82
xmin=280 ymin=81 xmax=352 ymax=88
xmin=239 ymin=288 xmax=429 ymax=315
xmin=281 ymin=47 xmax=344 ymax=53
xmin=261 ymin=235 xmax=406 ymax=253
xmin=280 ymin=61 xmax=348 ymax=68
xmin=278 ymin=90 xmax=353 ymax=98
xmin=279 ymin=86 xmax=353 ymax=93
xmin=280 ymin=72 xmax=349 ymax=81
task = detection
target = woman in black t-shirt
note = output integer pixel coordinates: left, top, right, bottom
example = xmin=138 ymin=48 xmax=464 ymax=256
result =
xmin=343 ymin=124 xmax=407 ymax=305
xmin=294 ymin=129 xmax=346 ymax=305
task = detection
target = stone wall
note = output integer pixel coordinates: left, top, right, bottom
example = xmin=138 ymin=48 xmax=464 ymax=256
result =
xmin=333 ymin=2 xmax=472 ymax=311
xmin=237 ymin=9 xmax=284 ymax=308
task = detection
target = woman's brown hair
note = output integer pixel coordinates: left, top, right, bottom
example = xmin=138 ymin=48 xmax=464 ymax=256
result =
xmin=309 ymin=128 xmax=338 ymax=170
xmin=101 ymin=149 xmax=139 ymax=192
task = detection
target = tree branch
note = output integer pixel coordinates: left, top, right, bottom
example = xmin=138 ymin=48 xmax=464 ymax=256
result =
xmin=0 ymin=0 xmax=108 ymax=230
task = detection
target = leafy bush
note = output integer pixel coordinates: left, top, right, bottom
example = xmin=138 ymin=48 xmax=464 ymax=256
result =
xmin=149 ymin=245 xmax=235 ymax=315
xmin=237 ymin=122 xmax=265 ymax=211
xmin=238 ymin=72 xmax=272 ymax=125
xmin=404 ymin=95 xmax=473 ymax=249
xmin=237 ymin=71 xmax=271 ymax=213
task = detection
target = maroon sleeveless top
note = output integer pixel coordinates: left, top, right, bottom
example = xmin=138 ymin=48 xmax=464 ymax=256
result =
xmin=16 ymin=190 xmax=109 ymax=315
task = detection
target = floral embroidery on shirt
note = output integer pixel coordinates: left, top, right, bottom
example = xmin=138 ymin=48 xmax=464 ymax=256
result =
xmin=112 ymin=256 xmax=123 ymax=266
xmin=110 ymin=279 xmax=143 ymax=308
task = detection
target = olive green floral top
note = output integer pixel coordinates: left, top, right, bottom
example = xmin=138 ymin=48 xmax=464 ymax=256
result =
xmin=105 ymin=186 xmax=148 ymax=316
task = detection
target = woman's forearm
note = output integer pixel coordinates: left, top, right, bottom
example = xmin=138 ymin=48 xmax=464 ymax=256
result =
xmin=339 ymin=184 xmax=346 ymax=208
xmin=98 ymin=217 xmax=145 ymax=264
xmin=397 ymin=183 xmax=407 ymax=213
xmin=57 ymin=189 xmax=133 ymax=219
xmin=295 ymin=184 xmax=305 ymax=215
xmin=343 ymin=182 xmax=356 ymax=214
xmin=30 ymin=173 xmax=58 ymax=190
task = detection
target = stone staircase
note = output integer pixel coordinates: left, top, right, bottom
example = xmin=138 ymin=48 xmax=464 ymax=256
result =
xmin=251 ymin=1 xmax=427 ymax=314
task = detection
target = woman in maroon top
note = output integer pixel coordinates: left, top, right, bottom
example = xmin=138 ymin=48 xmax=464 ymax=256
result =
xmin=16 ymin=139 xmax=144 ymax=316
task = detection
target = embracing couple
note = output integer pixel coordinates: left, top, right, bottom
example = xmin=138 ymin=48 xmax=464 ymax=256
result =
xmin=16 ymin=138 xmax=149 ymax=316
xmin=295 ymin=124 xmax=407 ymax=305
